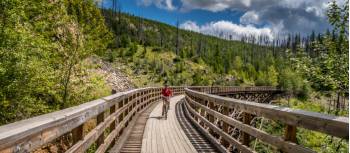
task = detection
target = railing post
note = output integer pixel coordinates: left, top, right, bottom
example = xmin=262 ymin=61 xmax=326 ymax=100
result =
xmin=137 ymin=92 xmax=140 ymax=111
xmin=72 ymin=124 xmax=83 ymax=144
xmin=109 ymin=104 xmax=116 ymax=146
xmin=117 ymin=98 xmax=123 ymax=137
xmin=241 ymin=112 xmax=252 ymax=146
xmin=221 ymin=106 xmax=230 ymax=147
xmin=199 ymin=99 xmax=206 ymax=126
xmin=97 ymin=112 xmax=105 ymax=146
xmin=208 ymin=101 xmax=215 ymax=134
xmin=285 ymin=125 xmax=297 ymax=143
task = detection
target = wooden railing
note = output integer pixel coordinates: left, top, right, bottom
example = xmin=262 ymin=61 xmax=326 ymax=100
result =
xmin=0 ymin=87 xmax=184 ymax=153
xmin=0 ymin=86 xmax=346 ymax=153
xmin=184 ymin=88 xmax=349 ymax=153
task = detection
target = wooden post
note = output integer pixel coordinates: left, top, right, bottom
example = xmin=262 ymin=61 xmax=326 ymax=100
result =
xmin=72 ymin=124 xmax=83 ymax=144
xmin=284 ymin=125 xmax=297 ymax=143
xmin=208 ymin=101 xmax=214 ymax=122
xmin=199 ymin=99 xmax=206 ymax=126
xmin=221 ymin=106 xmax=230 ymax=147
xmin=109 ymin=105 xmax=116 ymax=146
xmin=124 ymin=98 xmax=128 ymax=118
xmin=137 ymin=93 xmax=140 ymax=111
xmin=208 ymin=101 xmax=215 ymax=135
xmin=241 ymin=112 xmax=252 ymax=146
xmin=96 ymin=112 xmax=105 ymax=146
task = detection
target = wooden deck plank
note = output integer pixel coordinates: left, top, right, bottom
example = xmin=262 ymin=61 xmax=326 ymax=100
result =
xmin=159 ymin=117 xmax=171 ymax=153
xmin=166 ymin=105 xmax=182 ymax=153
xmin=171 ymin=102 xmax=198 ymax=153
xmin=173 ymin=97 xmax=198 ymax=153
xmin=110 ymin=101 xmax=158 ymax=153
xmin=141 ymin=95 xmax=198 ymax=153
xmin=168 ymin=96 xmax=192 ymax=153
xmin=161 ymin=107 xmax=176 ymax=153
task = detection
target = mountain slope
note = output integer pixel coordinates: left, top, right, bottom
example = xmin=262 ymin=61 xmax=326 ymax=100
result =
xmin=102 ymin=10 xmax=294 ymax=88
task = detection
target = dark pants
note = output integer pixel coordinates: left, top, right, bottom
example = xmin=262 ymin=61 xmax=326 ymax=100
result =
xmin=162 ymin=96 xmax=170 ymax=117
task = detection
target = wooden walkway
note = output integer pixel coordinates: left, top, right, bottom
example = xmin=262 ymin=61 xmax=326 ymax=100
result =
xmin=114 ymin=102 xmax=159 ymax=153
xmin=141 ymin=95 xmax=198 ymax=153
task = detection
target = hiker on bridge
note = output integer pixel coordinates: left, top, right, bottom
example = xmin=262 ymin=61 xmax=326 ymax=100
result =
xmin=161 ymin=84 xmax=172 ymax=119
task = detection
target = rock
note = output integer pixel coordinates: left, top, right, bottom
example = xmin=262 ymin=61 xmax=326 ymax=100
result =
xmin=88 ymin=56 xmax=135 ymax=92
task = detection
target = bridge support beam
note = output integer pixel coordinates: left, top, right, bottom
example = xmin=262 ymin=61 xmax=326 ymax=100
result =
xmin=218 ymin=91 xmax=281 ymax=103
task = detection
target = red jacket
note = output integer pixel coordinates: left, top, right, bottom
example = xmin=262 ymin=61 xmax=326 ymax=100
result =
xmin=162 ymin=87 xmax=172 ymax=97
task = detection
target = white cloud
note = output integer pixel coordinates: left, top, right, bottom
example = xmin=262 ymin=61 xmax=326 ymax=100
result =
xmin=179 ymin=20 xmax=200 ymax=32
xmin=139 ymin=0 xmax=333 ymax=35
xmin=240 ymin=11 xmax=260 ymax=25
xmin=180 ymin=0 xmax=250 ymax=12
xmin=138 ymin=0 xmax=176 ymax=11
xmin=179 ymin=0 xmax=332 ymax=35
xmin=306 ymin=6 xmax=325 ymax=17
xmin=180 ymin=20 xmax=274 ymax=40
xmin=164 ymin=0 xmax=176 ymax=10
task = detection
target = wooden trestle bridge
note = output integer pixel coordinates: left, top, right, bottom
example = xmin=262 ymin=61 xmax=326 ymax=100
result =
xmin=0 ymin=86 xmax=348 ymax=153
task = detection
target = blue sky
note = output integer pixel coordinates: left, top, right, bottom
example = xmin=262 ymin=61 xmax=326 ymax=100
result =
xmin=116 ymin=0 xmax=244 ymax=26
xmin=102 ymin=0 xmax=333 ymax=40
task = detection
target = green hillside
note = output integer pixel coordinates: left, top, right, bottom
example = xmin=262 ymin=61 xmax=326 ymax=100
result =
xmin=102 ymin=10 xmax=290 ymax=87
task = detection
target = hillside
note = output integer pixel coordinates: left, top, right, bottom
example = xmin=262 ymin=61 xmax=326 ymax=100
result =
xmin=102 ymin=10 xmax=290 ymax=88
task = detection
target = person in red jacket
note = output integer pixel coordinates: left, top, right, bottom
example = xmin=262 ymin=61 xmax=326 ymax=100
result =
xmin=161 ymin=84 xmax=172 ymax=119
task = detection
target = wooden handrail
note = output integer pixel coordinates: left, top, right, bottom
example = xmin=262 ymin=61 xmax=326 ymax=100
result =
xmin=184 ymin=88 xmax=349 ymax=153
xmin=0 ymin=86 xmax=187 ymax=153
xmin=0 ymin=86 xmax=341 ymax=153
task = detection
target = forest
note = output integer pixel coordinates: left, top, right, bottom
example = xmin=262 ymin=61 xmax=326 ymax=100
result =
xmin=0 ymin=0 xmax=348 ymax=152
xmin=102 ymin=1 xmax=348 ymax=111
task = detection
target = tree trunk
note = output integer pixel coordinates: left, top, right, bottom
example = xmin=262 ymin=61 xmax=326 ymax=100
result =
xmin=335 ymin=92 xmax=340 ymax=115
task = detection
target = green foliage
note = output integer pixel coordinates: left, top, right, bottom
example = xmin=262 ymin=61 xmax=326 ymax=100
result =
xmin=120 ymin=34 xmax=131 ymax=48
xmin=266 ymin=66 xmax=278 ymax=86
xmin=232 ymin=56 xmax=243 ymax=71
xmin=278 ymin=68 xmax=311 ymax=99
xmin=124 ymin=42 xmax=138 ymax=57
xmin=118 ymin=46 xmax=216 ymax=87
xmin=0 ymin=0 xmax=112 ymax=124
xmin=290 ymin=0 xmax=348 ymax=101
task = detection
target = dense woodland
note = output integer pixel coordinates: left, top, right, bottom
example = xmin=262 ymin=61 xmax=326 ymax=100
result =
xmin=0 ymin=0 xmax=113 ymax=124
xmin=0 ymin=0 xmax=348 ymax=152
xmin=102 ymin=1 xmax=348 ymax=106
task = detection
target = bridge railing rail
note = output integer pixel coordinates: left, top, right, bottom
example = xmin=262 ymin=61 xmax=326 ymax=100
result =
xmin=0 ymin=86 xmax=184 ymax=153
xmin=1 ymin=86 xmax=346 ymax=153
xmin=0 ymin=86 xmax=274 ymax=153
xmin=184 ymin=88 xmax=349 ymax=153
